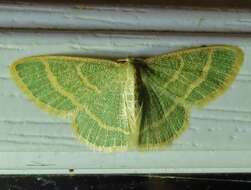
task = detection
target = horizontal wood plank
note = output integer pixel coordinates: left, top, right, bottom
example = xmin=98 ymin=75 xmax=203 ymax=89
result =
xmin=0 ymin=3 xmax=251 ymax=32
xmin=1 ymin=151 xmax=251 ymax=174
xmin=1 ymin=0 xmax=251 ymax=7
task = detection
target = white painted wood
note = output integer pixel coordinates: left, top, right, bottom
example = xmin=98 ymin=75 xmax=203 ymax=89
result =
xmin=0 ymin=31 xmax=250 ymax=174
xmin=1 ymin=151 xmax=251 ymax=174
xmin=0 ymin=3 xmax=250 ymax=32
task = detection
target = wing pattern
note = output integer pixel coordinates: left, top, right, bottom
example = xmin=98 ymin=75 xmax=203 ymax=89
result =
xmin=138 ymin=45 xmax=243 ymax=149
xmin=11 ymin=56 xmax=136 ymax=151
xmin=10 ymin=45 xmax=243 ymax=151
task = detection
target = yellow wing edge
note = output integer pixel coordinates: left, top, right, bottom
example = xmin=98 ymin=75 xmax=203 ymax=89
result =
xmin=192 ymin=45 xmax=243 ymax=107
xmin=71 ymin=113 xmax=130 ymax=152
xmin=146 ymin=45 xmax=243 ymax=61
xmin=137 ymin=109 xmax=190 ymax=151
xmin=146 ymin=45 xmax=244 ymax=108
xmin=9 ymin=57 xmax=72 ymax=118
xmin=9 ymin=55 xmax=121 ymax=119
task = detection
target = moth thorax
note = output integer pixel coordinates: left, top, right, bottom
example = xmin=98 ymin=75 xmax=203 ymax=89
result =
xmin=117 ymin=57 xmax=135 ymax=64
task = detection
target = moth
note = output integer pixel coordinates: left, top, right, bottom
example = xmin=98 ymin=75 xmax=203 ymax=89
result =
xmin=10 ymin=45 xmax=244 ymax=152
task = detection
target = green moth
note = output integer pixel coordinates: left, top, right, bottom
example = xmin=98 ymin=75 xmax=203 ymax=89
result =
xmin=10 ymin=45 xmax=244 ymax=152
